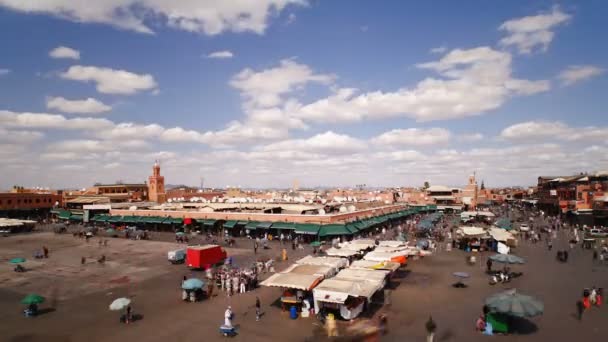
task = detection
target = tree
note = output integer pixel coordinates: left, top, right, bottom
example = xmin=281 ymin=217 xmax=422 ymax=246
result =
xmin=480 ymin=180 xmax=485 ymax=190
xmin=423 ymin=181 xmax=430 ymax=189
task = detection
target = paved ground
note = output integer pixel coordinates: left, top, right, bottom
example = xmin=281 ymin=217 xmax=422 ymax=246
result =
xmin=0 ymin=210 xmax=606 ymax=342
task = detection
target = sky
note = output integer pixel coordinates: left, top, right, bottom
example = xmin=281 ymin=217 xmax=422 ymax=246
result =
xmin=0 ymin=0 xmax=607 ymax=190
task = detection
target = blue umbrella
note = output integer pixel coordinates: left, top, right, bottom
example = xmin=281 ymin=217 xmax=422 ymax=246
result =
xmin=182 ymin=278 xmax=205 ymax=290
xmin=489 ymin=254 xmax=525 ymax=264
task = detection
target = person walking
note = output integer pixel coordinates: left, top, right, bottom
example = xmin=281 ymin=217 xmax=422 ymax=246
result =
xmin=255 ymin=297 xmax=261 ymax=321
xmin=224 ymin=306 xmax=233 ymax=327
xmin=576 ymin=300 xmax=584 ymax=321
xmin=486 ymin=259 xmax=493 ymax=273
xmin=43 ymin=246 xmax=49 ymax=258
xmin=425 ymin=316 xmax=436 ymax=342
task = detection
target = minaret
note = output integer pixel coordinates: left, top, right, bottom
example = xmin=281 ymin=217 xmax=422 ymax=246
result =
xmin=148 ymin=160 xmax=166 ymax=203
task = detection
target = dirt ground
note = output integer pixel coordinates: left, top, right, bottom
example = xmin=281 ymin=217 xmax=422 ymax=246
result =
xmin=0 ymin=213 xmax=606 ymax=342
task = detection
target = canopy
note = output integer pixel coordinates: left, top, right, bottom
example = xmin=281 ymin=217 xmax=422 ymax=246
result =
xmin=457 ymin=226 xmax=487 ymax=237
xmin=257 ymin=222 xmax=273 ymax=230
xmin=9 ymin=257 xmax=26 ymax=264
xmin=272 ymin=222 xmax=295 ymax=230
xmin=485 ymin=289 xmax=544 ymax=318
xmin=21 ymin=294 xmax=45 ymax=305
xmin=182 ymin=278 xmax=205 ymax=290
xmin=91 ymin=215 xmax=109 ymax=222
xmin=109 ymin=297 xmax=131 ymax=311
xmin=349 ymin=260 xmax=400 ymax=272
xmin=68 ymin=215 xmax=83 ymax=221
xmin=107 ymin=216 xmax=122 ymax=223
xmin=223 ymin=220 xmax=238 ymax=229
xmin=164 ymin=217 xmax=183 ymax=225
xmin=245 ymin=221 xmax=260 ymax=230
xmin=325 ymin=247 xmax=359 ymax=258
xmin=489 ymin=254 xmax=525 ymax=264
xmin=294 ymin=223 xmax=320 ymax=235
xmin=200 ymin=219 xmax=216 ymax=227
xmin=56 ymin=210 xmax=71 ymax=219
xmin=488 ymin=228 xmax=515 ymax=242
xmin=281 ymin=264 xmax=336 ymax=278
xmin=296 ymin=255 xmax=348 ymax=269
xmin=378 ymin=240 xmax=406 ymax=248
xmin=260 ymin=273 xmax=322 ymax=291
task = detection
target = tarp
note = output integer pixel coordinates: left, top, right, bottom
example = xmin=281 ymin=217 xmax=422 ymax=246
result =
xmin=324 ymin=248 xmax=359 ymax=258
xmin=260 ymin=272 xmax=322 ymax=291
xmin=488 ymin=228 xmax=515 ymax=242
xmin=457 ymin=226 xmax=487 ymax=237
xmin=335 ymin=268 xmax=389 ymax=283
xmin=296 ymin=255 xmax=348 ymax=269
xmin=378 ymin=240 xmax=406 ymax=248
xmin=281 ymin=264 xmax=336 ymax=278
xmin=350 ymin=260 xmax=400 ymax=272
xmin=497 ymin=242 xmax=510 ymax=255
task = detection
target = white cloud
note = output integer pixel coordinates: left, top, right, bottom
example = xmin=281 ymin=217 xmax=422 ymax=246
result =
xmin=0 ymin=128 xmax=44 ymax=143
xmin=49 ymin=46 xmax=80 ymax=60
xmin=291 ymin=47 xmax=549 ymax=123
xmin=501 ymin=121 xmax=608 ymax=143
xmin=47 ymin=139 xmax=148 ymax=153
xmin=0 ymin=68 xmax=10 ymax=75
xmin=60 ymin=65 xmax=158 ymax=95
xmin=46 ymin=96 xmax=111 ymax=114
xmin=259 ymin=131 xmax=367 ymax=155
xmin=372 ymin=128 xmax=451 ymax=147
xmin=457 ymin=133 xmax=484 ymax=142
xmin=207 ymin=50 xmax=234 ymax=59
xmin=430 ymin=46 xmax=447 ymax=54
xmin=286 ymin=13 xmax=296 ymax=25
xmin=558 ymin=65 xmax=605 ymax=86
xmin=0 ymin=110 xmax=114 ymax=130
xmin=230 ymin=59 xmax=334 ymax=108
xmin=499 ymin=6 xmax=571 ymax=54
xmin=98 ymin=122 xmax=165 ymax=140
xmin=0 ymin=0 xmax=306 ymax=35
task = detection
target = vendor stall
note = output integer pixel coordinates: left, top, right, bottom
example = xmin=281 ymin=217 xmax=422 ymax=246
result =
xmin=296 ymin=256 xmax=349 ymax=270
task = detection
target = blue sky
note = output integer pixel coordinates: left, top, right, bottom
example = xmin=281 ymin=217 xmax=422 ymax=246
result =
xmin=0 ymin=0 xmax=607 ymax=189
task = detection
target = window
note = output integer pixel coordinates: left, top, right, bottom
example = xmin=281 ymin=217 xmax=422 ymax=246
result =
xmin=7 ymin=200 xmax=11 ymax=204
xmin=36 ymin=199 xmax=40 ymax=204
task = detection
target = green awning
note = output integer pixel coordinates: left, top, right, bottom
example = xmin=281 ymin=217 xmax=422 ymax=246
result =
xmin=223 ymin=220 xmax=238 ymax=228
xmin=163 ymin=217 xmax=183 ymax=225
xmin=245 ymin=221 xmax=260 ymax=230
xmin=107 ymin=216 xmax=122 ymax=223
xmin=122 ymin=216 xmax=138 ymax=223
xmin=346 ymin=222 xmax=360 ymax=233
xmin=272 ymin=222 xmax=295 ymax=230
xmin=57 ymin=210 xmax=71 ymax=219
xmin=294 ymin=223 xmax=320 ymax=235
xmin=353 ymin=221 xmax=368 ymax=231
xmin=91 ymin=215 xmax=108 ymax=222
xmin=200 ymin=219 xmax=216 ymax=226
xmin=257 ymin=221 xmax=273 ymax=229
xmin=319 ymin=224 xmax=352 ymax=237
xmin=144 ymin=216 xmax=165 ymax=224
xmin=68 ymin=215 xmax=83 ymax=221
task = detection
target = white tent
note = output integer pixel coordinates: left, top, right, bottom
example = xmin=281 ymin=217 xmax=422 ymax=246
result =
xmin=296 ymin=256 xmax=349 ymax=269
xmin=325 ymin=248 xmax=360 ymax=258
xmin=260 ymin=273 xmax=322 ymax=291
xmin=280 ymin=264 xmax=336 ymax=278
xmin=457 ymin=226 xmax=487 ymax=238
xmin=350 ymin=260 xmax=400 ymax=272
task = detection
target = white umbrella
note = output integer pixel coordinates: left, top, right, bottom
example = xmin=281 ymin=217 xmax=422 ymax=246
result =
xmin=109 ymin=297 xmax=131 ymax=311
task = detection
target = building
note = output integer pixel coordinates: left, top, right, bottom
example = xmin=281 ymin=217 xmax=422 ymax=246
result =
xmin=426 ymin=185 xmax=462 ymax=211
xmin=148 ymin=160 xmax=166 ymax=204
xmin=0 ymin=191 xmax=62 ymax=219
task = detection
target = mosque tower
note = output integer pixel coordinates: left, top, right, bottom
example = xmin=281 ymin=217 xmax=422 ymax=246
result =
xmin=148 ymin=160 xmax=166 ymax=203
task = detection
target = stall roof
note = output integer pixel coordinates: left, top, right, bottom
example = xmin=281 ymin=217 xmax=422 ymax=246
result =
xmin=313 ymin=278 xmax=383 ymax=302
xmin=349 ymin=260 xmax=400 ymax=272
xmin=296 ymin=255 xmax=348 ymax=269
xmin=488 ymin=227 xmax=515 ymax=242
xmin=257 ymin=221 xmax=273 ymax=229
xmin=317 ymin=224 xmax=352 ymax=237
xmin=260 ymin=273 xmax=322 ymax=291
xmin=457 ymin=226 xmax=487 ymax=237
xmin=245 ymin=221 xmax=260 ymax=230
xmin=335 ymin=268 xmax=389 ymax=282
xmin=378 ymin=240 xmax=406 ymax=248
xmin=324 ymin=248 xmax=360 ymax=258
xmin=281 ymin=264 xmax=336 ymax=278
